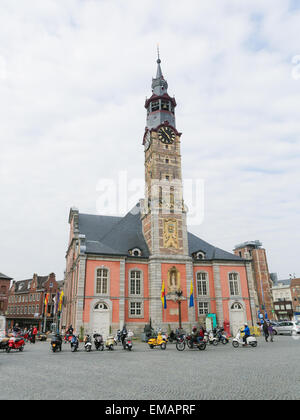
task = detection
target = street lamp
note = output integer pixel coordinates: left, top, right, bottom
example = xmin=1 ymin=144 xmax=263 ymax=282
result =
xmin=173 ymin=289 xmax=184 ymax=330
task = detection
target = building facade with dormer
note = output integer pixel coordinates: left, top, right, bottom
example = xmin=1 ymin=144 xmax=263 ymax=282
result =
xmin=63 ymin=57 xmax=258 ymax=337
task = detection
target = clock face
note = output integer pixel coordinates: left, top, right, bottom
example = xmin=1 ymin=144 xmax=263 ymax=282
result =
xmin=144 ymin=131 xmax=151 ymax=151
xmin=158 ymin=126 xmax=175 ymax=144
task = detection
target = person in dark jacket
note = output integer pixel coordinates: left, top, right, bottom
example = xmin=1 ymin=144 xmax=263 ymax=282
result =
xmin=263 ymin=320 xmax=269 ymax=342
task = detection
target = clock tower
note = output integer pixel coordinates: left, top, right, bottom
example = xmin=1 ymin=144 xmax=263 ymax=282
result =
xmin=141 ymin=55 xmax=189 ymax=258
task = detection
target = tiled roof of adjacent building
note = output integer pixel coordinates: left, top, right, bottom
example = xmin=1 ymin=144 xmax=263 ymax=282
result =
xmin=78 ymin=203 xmax=242 ymax=262
xmin=0 ymin=273 xmax=12 ymax=280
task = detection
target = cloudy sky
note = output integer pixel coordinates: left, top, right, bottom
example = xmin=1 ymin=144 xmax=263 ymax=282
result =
xmin=0 ymin=0 xmax=299 ymax=281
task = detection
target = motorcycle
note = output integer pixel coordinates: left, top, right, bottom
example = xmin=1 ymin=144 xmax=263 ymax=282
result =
xmin=70 ymin=335 xmax=79 ymax=352
xmin=147 ymin=330 xmax=167 ymax=350
xmin=93 ymin=333 xmax=104 ymax=351
xmin=185 ymin=334 xmax=206 ymax=351
xmin=105 ymin=335 xmax=115 ymax=351
xmin=175 ymin=333 xmax=187 ymax=351
xmin=232 ymin=330 xmax=257 ymax=348
xmin=64 ymin=334 xmax=73 ymax=344
xmin=7 ymin=335 xmax=25 ymax=352
xmin=84 ymin=335 xmax=92 ymax=352
xmin=51 ymin=333 xmax=62 ymax=352
xmin=122 ymin=331 xmax=133 ymax=351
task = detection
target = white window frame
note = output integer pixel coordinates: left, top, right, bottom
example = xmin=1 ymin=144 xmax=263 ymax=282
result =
xmin=95 ymin=267 xmax=110 ymax=295
xmin=229 ymin=272 xmax=241 ymax=296
xmin=196 ymin=271 xmax=209 ymax=296
xmin=129 ymin=269 xmax=143 ymax=297
xmin=128 ymin=300 xmax=144 ymax=318
xmin=198 ymin=301 xmax=209 ymax=315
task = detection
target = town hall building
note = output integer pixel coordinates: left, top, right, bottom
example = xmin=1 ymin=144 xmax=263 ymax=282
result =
xmin=63 ymin=56 xmax=258 ymax=337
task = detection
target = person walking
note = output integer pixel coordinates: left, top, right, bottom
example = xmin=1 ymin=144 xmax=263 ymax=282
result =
xmin=31 ymin=326 xmax=38 ymax=344
xmin=268 ymin=322 xmax=274 ymax=342
xmin=263 ymin=320 xmax=269 ymax=342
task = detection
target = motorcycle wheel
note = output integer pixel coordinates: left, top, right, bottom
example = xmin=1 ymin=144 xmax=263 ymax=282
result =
xmin=198 ymin=343 xmax=206 ymax=351
xmin=212 ymin=340 xmax=218 ymax=346
xmin=176 ymin=341 xmax=185 ymax=351
xmin=149 ymin=344 xmax=154 ymax=349
xmin=71 ymin=346 xmax=76 ymax=352
xmin=19 ymin=346 xmax=24 ymax=352
xmin=160 ymin=342 xmax=166 ymax=350
xmin=109 ymin=345 xmax=114 ymax=350
xmin=222 ymin=339 xmax=228 ymax=345
xmin=6 ymin=347 xmax=11 ymax=353
xmin=232 ymin=341 xmax=239 ymax=348
xmin=187 ymin=340 xmax=193 ymax=349
xmin=250 ymin=342 xmax=257 ymax=347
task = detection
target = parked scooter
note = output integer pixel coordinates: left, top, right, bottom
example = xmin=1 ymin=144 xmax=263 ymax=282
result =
xmin=105 ymin=335 xmax=115 ymax=350
xmin=7 ymin=335 xmax=25 ymax=352
xmin=122 ymin=330 xmax=133 ymax=351
xmin=215 ymin=327 xmax=229 ymax=345
xmin=93 ymin=333 xmax=104 ymax=351
xmin=70 ymin=335 xmax=79 ymax=352
xmin=0 ymin=334 xmax=9 ymax=351
xmin=204 ymin=330 xmax=218 ymax=346
xmin=84 ymin=335 xmax=92 ymax=352
xmin=51 ymin=333 xmax=62 ymax=352
xmin=114 ymin=329 xmax=121 ymax=345
xmin=147 ymin=329 xmax=167 ymax=350
xmin=232 ymin=330 xmax=257 ymax=348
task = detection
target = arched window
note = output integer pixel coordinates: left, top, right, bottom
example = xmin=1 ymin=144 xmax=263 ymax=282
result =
xmin=96 ymin=268 xmax=109 ymax=295
xmin=94 ymin=302 xmax=109 ymax=310
xmin=229 ymin=272 xmax=240 ymax=296
xmin=196 ymin=272 xmax=209 ymax=296
xmin=129 ymin=248 xmax=142 ymax=257
xmin=231 ymin=302 xmax=243 ymax=310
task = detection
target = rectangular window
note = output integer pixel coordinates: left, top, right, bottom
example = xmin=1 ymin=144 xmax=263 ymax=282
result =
xmin=197 ymin=273 xmax=208 ymax=296
xmin=130 ymin=301 xmax=142 ymax=316
xmin=229 ymin=273 xmax=239 ymax=296
xmin=198 ymin=302 xmax=209 ymax=315
xmin=130 ymin=271 xmax=141 ymax=295
xmin=96 ymin=269 xmax=108 ymax=294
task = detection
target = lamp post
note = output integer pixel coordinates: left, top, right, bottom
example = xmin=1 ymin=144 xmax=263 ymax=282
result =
xmin=174 ymin=289 xmax=184 ymax=330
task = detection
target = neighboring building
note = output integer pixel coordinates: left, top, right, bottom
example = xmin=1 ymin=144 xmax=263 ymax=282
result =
xmin=272 ymin=278 xmax=293 ymax=320
xmin=0 ymin=272 xmax=12 ymax=315
xmin=234 ymin=240 xmax=274 ymax=320
xmin=63 ymin=55 xmax=258 ymax=337
xmin=7 ymin=273 xmax=62 ymax=331
xmin=290 ymin=278 xmax=300 ymax=317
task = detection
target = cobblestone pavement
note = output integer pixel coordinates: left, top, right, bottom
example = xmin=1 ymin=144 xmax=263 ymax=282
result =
xmin=0 ymin=335 xmax=299 ymax=400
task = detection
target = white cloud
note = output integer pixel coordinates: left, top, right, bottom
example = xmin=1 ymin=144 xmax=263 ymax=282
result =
xmin=0 ymin=0 xmax=299 ymax=280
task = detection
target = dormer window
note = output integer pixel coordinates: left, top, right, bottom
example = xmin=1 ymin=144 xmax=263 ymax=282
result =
xmin=130 ymin=248 xmax=142 ymax=257
xmin=194 ymin=251 xmax=206 ymax=260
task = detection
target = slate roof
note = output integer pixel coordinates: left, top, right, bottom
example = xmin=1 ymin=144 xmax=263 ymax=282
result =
xmin=78 ymin=203 xmax=242 ymax=262
xmin=0 ymin=273 xmax=12 ymax=280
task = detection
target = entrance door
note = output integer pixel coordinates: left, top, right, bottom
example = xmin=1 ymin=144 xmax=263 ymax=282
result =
xmin=230 ymin=302 xmax=246 ymax=336
xmin=92 ymin=302 xmax=110 ymax=340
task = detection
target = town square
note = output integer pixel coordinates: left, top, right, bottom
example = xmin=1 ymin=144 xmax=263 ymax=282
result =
xmin=1 ymin=0 xmax=300 ymax=403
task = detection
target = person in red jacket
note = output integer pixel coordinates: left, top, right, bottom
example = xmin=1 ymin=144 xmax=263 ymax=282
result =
xmin=31 ymin=326 xmax=38 ymax=344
